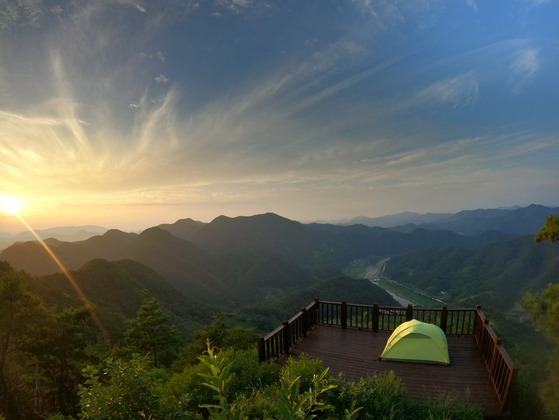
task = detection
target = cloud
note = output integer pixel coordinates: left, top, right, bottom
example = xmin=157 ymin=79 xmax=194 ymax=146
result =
xmin=409 ymin=72 xmax=479 ymax=109
xmin=509 ymin=48 xmax=539 ymax=92
xmin=351 ymin=0 xmax=403 ymax=29
xmin=0 ymin=0 xmax=42 ymax=29
xmin=155 ymin=74 xmax=169 ymax=84
xmin=465 ymin=0 xmax=478 ymax=12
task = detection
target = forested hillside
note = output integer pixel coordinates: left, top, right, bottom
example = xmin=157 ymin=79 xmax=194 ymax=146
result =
xmin=384 ymin=235 xmax=559 ymax=311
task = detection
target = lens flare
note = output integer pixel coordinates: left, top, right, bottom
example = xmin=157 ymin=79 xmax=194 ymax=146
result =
xmin=1 ymin=195 xmax=24 ymax=215
xmin=14 ymin=213 xmax=111 ymax=345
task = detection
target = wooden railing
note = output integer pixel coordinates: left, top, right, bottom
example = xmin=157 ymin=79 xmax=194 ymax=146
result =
xmin=316 ymin=300 xmax=476 ymax=334
xmin=473 ymin=306 xmax=518 ymax=413
xmin=258 ymin=300 xmax=319 ymax=363
xmin=258 ymin=299 xmax=517 ymax=413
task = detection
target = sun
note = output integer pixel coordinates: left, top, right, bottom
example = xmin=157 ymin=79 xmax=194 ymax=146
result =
xmin=0 ymin=195 xmax=24 ymax=215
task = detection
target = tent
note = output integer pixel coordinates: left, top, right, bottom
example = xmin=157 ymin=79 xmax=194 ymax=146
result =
xmin=379 ymin=319 xmax=450 ymax=365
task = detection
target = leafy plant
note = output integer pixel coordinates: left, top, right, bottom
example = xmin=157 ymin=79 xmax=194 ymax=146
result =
xmin=198 ymin=340 xmax=244 ymax=420
xmin=276 ymin=367 xmax=336 ymax=419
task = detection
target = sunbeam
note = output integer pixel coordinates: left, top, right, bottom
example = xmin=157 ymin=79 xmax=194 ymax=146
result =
xmin=14 ymin=213 xmax=111 ymax=344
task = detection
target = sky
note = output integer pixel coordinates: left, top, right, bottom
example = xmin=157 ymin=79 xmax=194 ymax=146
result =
xmin=1 ymin=0 xmax=558 ymax=232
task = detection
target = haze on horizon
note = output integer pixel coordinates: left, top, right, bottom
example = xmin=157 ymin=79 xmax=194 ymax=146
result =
xmin=1 ymin=0 xmax=558 ymax=233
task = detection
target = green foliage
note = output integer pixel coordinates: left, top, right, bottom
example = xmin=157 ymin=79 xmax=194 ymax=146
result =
xmin=196 ymin=341 xmax=336 ymax=420
xmin=327 ymin=372 xmax=407 ymax=419
xmin=281 ymin=354 xmax=325 ymax=391
xmin=125 ymin=293 xmax=182 ymax=367
xmin=327 ymin=372 xmax=482 ymax=420
xmin=0 ymin=269 xmax=49 ymax=418
xmin=221 ymin=348 xmax=280 ymax=396
xmin=167 ymin=364 xmax=212 ymax=414
xmin=535 ymin=214 xmax=559 ymax=244
xmin=385 ymin=236 xmax=559 ymax=310
xmin=30 ymin=306 xmax=99 ymax=417
xmin=523 ymin=283 xmax=559 ymax=341
xmin=276 ymin=367 xmax=336 ymax=419
xmin=520 ymin=216 xmax=559 ymax=419
xmin=198 ymin=341 xmax=244 ymax=420
xmin=174 ymin=313 xmax=257 ymax=368
xmin=79 ymin=355 xmax=190 ymax=419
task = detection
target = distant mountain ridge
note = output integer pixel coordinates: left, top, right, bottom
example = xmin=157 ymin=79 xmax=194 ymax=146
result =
xmin=0 ymin=225 xmax=108 ymax=251
xmin=1 ymin=204 xmax=557 ymax=315
xmin=338 ymin=204 xmax=559 ymax=236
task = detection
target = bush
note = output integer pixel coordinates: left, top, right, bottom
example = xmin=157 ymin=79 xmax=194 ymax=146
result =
xmin=327 ymin=372 xmax=409 ymax=419
xmin=79 ymin=355 xmax=190 ymax=419
xmin=165 ymin=362 xmax=214 ymax=414
xmin=280 ymin=353 xmax=325 ymax=391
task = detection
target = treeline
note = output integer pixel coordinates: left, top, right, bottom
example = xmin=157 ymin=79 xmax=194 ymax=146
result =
xmin=0 ymin=263 xmax=482 ymax=419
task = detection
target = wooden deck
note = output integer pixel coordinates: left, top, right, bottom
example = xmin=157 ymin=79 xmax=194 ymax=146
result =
xmin=278 ymin=325 xmax=503 ymax=417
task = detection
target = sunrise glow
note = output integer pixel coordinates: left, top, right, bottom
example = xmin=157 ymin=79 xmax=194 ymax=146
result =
xmin=0 ymin=195 xmax=24 ymax=216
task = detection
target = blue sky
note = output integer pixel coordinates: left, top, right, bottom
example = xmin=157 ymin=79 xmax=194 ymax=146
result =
xmin=1 ymin=0 xmax=558 ymax=230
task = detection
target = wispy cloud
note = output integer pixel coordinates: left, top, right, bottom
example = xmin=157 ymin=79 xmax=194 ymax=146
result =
xmin=408 ymin=72 xmax=479 ymax=109
xmin=509 ymin=48 xmax=539 ymax=93
xmin=155 ymin=74 xmax=169 ymax=84
xmin=466 ymin=0 xmax=479 ymax=12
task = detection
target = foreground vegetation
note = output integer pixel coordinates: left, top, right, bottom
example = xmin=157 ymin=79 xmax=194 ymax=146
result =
xmin=0 ymin=264 xmax=483 ymax=419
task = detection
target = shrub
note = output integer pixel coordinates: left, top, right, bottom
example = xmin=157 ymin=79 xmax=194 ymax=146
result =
xmin=280 ymin=354 xmax=325 ymax=391
xmin=326 ymin=372 xmax=409 ymax=419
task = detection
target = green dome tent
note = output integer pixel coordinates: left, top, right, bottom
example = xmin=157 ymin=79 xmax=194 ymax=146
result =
xmin=379 ymin=319 xmax=450 ymax=365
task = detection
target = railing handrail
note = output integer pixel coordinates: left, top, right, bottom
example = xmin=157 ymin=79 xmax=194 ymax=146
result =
xmin=257 ymin=300 xmax=516 ymax=413
xmin=473 ymin=306 xmax=518 ymax=413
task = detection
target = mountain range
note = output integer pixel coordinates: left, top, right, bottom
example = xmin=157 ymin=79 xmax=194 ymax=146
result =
xmin=1 ymin=204 xmax=558 ymax=338
xmin=338 ymin=204 xmax=558 ymax=236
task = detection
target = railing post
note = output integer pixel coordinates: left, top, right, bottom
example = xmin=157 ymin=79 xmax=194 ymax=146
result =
xmin=314 ymin=298 xmax=320 ymax=325
xmin=373 ymin=304 xmax=379 ymax=332
xmin=301 ymin=308 xmax=307 ymax=337
xmin=282 ymin=321 xmax=290 ymax=355
xmin=341 ymin=301 xmax=347 ymax=329
xmin=258 ymin=337 xmax=265 ymax=363
xmin=440 ymin=305 xmax=448 ymax=333
xmin=406 ymin=304 xmax=413 ymax=321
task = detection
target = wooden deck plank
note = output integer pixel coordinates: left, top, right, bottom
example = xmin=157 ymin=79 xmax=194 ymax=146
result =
xmin=278 ymin=325 xmax=503 ymax=417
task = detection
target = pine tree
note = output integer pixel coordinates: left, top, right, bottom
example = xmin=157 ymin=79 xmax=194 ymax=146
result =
xmin=125 ymin=293 xmax=181 ymax=367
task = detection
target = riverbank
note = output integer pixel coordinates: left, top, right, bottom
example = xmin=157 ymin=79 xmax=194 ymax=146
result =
xmin=349 ymin=257 xmax=441 ymax=307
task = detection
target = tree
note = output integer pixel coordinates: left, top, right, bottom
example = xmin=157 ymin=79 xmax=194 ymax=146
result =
xmin=30 ymin=306 xmax=99 ymax=417
xmin=534 ymin=214 xmax=559 ymax=244
xmin=523 ymin=215 xmax=559 ymax=418
xmin=0 ymin=269 xmax=48 ymax=419
xmin=125 ymin=293 xmax=181 ymax=367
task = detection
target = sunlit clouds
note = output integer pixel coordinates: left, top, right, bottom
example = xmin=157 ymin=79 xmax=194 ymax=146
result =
xmin=1 ymin=0 xmax=558 ymax=230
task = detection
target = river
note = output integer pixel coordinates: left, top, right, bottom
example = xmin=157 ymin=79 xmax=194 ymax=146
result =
xmin=365 ymin=258 xmax=415 ymax=306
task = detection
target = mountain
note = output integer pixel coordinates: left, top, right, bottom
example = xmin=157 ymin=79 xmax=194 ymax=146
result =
xmin=0 ymin=212 xmax=522 ymax=291
xmin=346 ymin=204 xmax=559 ymax=236
xmin=0 ymin=225 xmax=108 ymax=251
xmin=27 ymin=258 xmax=212 ymax=340
xmin=0 ymin=224 xmax=328 ymax=306
xmin=384 ymin=235 xmax=559 ymax=311
xmin=2 ymin=207 xmax=555 ymax=314
xmin=341 ymin=212 xmax=453 ymax=228
xmin=157 ymin=218 xmax=206 ymax=241
xmin=188 ymin=213 xmax=512 ymax=268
